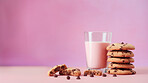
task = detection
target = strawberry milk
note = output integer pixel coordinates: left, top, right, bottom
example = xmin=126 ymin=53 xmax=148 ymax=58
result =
xmin=85 ymin=41 xmax=109 ymax=69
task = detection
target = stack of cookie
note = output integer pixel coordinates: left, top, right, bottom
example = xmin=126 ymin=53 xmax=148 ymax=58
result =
xmin=106 ymin=42 xmax=136 ymax=75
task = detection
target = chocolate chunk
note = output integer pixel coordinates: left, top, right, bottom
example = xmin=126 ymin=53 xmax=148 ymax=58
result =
xmin=112 ymin=44 xmax=115 ymax=46
xmin=132 ymin=71 xmax=136 ymax=74
xmin=54 ymin=69 xmax=57 ymax=72
xmin=90 ymin=74 xmax=94 ymax=77
xmin=67 ymin=76 xmax=70 ymax=80
xmin=114 ymin=70 xmax=117 ymax=72
xmin=59 ymin=71 xmax=68 ymax=75
xmin=102 ymin=73 xmax=107 ymax=77
xmin=54 ymin=67 xmax=60 ymax=72
xmin=61 ymin=66 xmax=65 ymax=70
xmin=111 ymin=53 xmax=114 ymax=55
xmin=120 ymin=46 xmax=123 ymax=50
xmin=113 ymin=74 xmax=117 ymax=77
xmin=76 ymin=76 xmax=81 ymax=79
xmin=59 ymin=71 xmax=64 ymax=75
xmin=121 ymin=42 xmax=124 ymax=44
xmin=54 ymin=74 xmax=58 ymax=77
xmin=72 ymin=69 xmax=76 ymax=71
xmin=50 ymin=71 xmax=53 ymax=74
xmin=108 ymin=71 xmax=110 ymax=73
xmin=123 ymin=60 xmax=125 ymax=63
xmin=96 ymin=72 xmax=99 ymax=75
xmin=132 ymin=72 xmax=135 ymax=74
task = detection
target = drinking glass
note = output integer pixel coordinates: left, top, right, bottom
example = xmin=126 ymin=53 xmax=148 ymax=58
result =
xmin=85 ymin=31 xmax=112 ymax=72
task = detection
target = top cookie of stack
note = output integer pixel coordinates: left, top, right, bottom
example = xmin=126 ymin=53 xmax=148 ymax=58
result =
xmin=106 ymin=42 xmax=135 ymax=51
xmin=106 ymin=42 xmax=136 ymax=75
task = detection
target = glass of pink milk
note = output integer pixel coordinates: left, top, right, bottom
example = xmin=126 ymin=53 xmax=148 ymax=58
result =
xmin=85 ymin=31 xmax=112 ymax=72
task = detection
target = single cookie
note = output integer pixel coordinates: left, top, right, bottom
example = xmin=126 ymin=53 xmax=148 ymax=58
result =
xmin=107 ymin=57 xmax=134 ymax=63
xmin=107 ymin=50 xmax=134 ymax=57
xmin=84 ymin=70 xmax=102 ymax=76
xmin=106 ymin=42 xmax=135 ymax=51
xmin=108 ymin=63 xmax=135 ymax=69
xmin=107 ymin=69 xmax=136 ymax=75
xmin=48 ymin=64 xmax=67 ymax=76
xmin=59 ymin=68 xmax=81 ymax=76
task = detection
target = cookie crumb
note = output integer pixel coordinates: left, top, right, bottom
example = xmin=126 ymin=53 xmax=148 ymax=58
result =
xmin=67 ymin=76 xmax=70 ymax=80
xmin=102 ymin=73 xmax=107 ymax=77
xmin=76 ymin=76 xmax=81 ymax=79
xmin=113 ymin=74 xmax=117 ymax=77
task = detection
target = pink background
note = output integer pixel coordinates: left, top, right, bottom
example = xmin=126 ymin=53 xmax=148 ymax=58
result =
xmin=0 ymin=0 xmax=148 ymax=67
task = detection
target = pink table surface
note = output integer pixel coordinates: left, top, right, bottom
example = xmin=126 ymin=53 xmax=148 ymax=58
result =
xmin=0 ymin=66 xmax=148 ymax=83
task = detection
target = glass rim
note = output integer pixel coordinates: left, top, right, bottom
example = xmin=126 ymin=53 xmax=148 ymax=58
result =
xmin=84 ymin=31 xmax=112 ymax=33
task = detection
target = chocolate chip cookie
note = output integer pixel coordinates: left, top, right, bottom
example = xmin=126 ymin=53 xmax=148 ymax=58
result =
xmin=108 ymin=63 xmax=135 ymax=69
xmin=59 ymin=68 xmax=81 ymax=76
xmin=107 ymin=69 xmax=136 ymax=75
xmin=106 ymin=42 xmax=135 ymax=51
xmin=107 ymin=57 xmax=134 ymax=63
xmin=107 ymin=50 xmax=134 ymax=57
xmin=84 ymin=70 xmax=102 ymax=76
xmin=48 ymin=64 xmax=67 ymax=76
